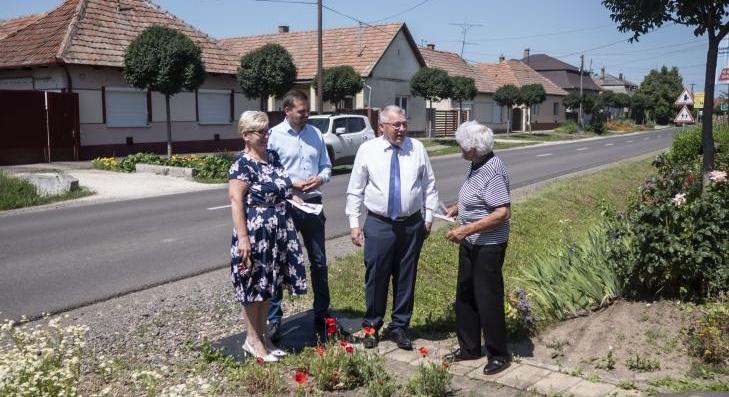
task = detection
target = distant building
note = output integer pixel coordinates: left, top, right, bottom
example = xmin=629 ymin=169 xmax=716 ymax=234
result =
xmin=594 ymin=67 xmax=637 ymax=95
xmin=521 ymin=51 xmax=601 ymax=94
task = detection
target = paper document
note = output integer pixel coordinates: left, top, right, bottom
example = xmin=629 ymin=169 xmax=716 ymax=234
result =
xmin=434 ymin=213 xmax=456 ymax=223
xmin=287 ymin=199 xmax=323 ymax=215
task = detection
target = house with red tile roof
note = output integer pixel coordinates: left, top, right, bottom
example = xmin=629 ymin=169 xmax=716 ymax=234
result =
xmin=474 ymin=58 xmax=568 ymax=131
xmin=419 ymin=44 xmax=509 ymax=131
xmin=0 ymin=0 xmax=256 ymax=160
xmin=220 ymin=23 xmax=428 ymax=133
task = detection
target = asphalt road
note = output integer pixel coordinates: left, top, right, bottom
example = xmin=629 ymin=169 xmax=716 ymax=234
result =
xmin=0 ymin=128 xmax=678 ymax=320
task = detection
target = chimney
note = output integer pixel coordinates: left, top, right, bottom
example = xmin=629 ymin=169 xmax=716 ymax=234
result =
xmin=278 ymin=25 xmax=289 ymax=33
xmin=426 ymin=43 xmax=435 ymax=50
xmin=498 ymin=54 xmax=505 ymax=63
xmin=600 ymin=66 xmax=605 ymax=80
xmin=523 ymin=48 xmax=530 ymax=60
xmin=619 ymin=72 xmax=623 ymax=80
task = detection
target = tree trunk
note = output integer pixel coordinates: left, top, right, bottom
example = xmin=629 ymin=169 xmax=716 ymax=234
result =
xmin=702 ymin=33 xmax=719 ymax=180
xmin=506 ymin=105 xmax=512 ymax=134
xmin=527 ymin=105 xmax=532 ymax=133
xmin=165 ymin=94 xmax=172 ymax=157
xmin=427 ymin=99 xmax=433 ymax=138
xmin=260 ymin=95 xmax=267 ymax=112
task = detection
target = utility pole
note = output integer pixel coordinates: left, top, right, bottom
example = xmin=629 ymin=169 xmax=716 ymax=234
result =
xmin=689 ymin=83 xmax=695 ymax=94
xmin=450 ymin=21 xmax=482 ymax=57
xmin=316 ymin=0 xmax=323 ymax=114
xmin=579 ymin=54 xmax=584 ymax=128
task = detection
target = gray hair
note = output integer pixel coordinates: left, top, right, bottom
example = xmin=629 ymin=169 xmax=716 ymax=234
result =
xmin=238 ymin=110 xmax=269 ymax=137
xmin=455 ymin=120 xmax=494 ymax=156
xmin=379 ymin=105 xmax=406 ymax=123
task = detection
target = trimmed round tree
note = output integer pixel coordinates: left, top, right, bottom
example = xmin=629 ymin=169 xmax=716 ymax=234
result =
xmin=519 ymin=84 xmax=546 ymax=132
xmin=450 ymin=75 xmax=478 ymax=116
xmin=237 ymin=43 xmax=297 ymax=111
xmin=123 ymin=25 xmax=205 ymax=157
xmin=314 ymin=65 xmax=363 ymax=111
xmin=410 ymin=67 xmax=452 ymax=137
xmin=493 ymin=84 xmax=521 ymax=133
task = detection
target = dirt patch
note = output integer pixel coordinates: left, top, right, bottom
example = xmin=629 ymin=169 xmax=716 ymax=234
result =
xmin=513 ymin=300 xmax=728 ymax=389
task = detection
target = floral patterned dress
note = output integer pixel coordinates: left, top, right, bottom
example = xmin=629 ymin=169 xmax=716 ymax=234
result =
xmin=228 ymin=149 xmax=307 ymax=304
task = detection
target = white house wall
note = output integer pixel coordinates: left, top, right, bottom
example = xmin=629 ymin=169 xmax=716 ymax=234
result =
xmin=367 ymin=31 xmax=425 ymax=133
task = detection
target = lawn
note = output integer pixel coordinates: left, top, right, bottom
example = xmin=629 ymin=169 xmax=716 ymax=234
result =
xmin=0 ymin=171 xmax=93 ymax=210
xmin=325 ymin=157 xmax=656 ymax=336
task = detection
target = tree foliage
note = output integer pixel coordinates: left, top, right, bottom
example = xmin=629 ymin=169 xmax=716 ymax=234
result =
xmin=410 ymin=67 xmax=453 ymax=103
xmin=237 ymin=43 xmax=297 ymax=110
xmin=450 ymin=75 xmax=478 ymax=109
xmin=493 ymin=84 xmax=521 ymax=133
xmin=314 ymin=65 xmax=363 ymax=111
xmin=602 ymin=0 xmax=729 ymax=173
xmin=635 ymin=66 xmax=683 ymax=124
xmin=563 ymin=92 xmax=597 ymax=114
xmin=123 ymin=25 xmax=205 ymax=96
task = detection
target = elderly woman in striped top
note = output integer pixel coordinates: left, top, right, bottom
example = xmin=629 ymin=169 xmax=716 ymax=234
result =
xmin=444 ymin=120 xmax=512 ymax=375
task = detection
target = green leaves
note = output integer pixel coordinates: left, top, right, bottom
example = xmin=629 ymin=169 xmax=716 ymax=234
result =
xmin=409 ymin=67 xmax=452 ymax=102
xmin=493 ymin=84 xmax=521 ymax=108
xmin=123 ymin=26 xmax=205 ymax=96
xmin=314 ymin=65 xmax=363 ymax=110
xmin=449 ymin=75 xmax=477 ymax=104
xmin=236 ymin=44 xmax=297 ymax=102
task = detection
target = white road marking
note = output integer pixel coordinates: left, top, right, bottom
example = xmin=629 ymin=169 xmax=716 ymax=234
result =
xmin=161 ymin=238 xmax=177 ymax=243
xmin=643 ymin=137 xmax=649 ymax=140
xmin=605 ymin=143 xmax=614 ymax=146
xmin=576 ymin=147 xmax=588 ymax=151
xmin=537 ymin=153 xmax=552 ymax=157
xmin=626 ymin=140 xmax=633 ymax=143
xmin=208 ymin=205 xmax=231 ymax=210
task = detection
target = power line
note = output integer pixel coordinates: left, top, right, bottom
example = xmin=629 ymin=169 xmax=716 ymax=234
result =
xmin=589 ymin=39 xmax=705 ymax=56
xmin=369 ymin=0 xmax=433 ymax=23
xmin=470 ymin=24 xmax=614 ymax=43
xmin=555 ymin=22 xmax=676 ymax=59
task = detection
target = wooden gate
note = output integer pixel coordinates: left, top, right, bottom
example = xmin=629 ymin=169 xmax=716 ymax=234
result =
xmin=431 ymin=109 xmax=470 ymax=137
xmin=0 ymin=90 xmax=79 ymax=165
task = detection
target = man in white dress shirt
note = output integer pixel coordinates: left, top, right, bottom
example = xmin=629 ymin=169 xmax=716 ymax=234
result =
xmin=345 ymin=105 xmax=439 ymax=350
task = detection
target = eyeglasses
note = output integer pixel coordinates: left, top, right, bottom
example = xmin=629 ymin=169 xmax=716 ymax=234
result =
xmin=246 ymin=130 xmax=271 ymax=138
xmin=382 ymin=121 xmax=408 ymax=129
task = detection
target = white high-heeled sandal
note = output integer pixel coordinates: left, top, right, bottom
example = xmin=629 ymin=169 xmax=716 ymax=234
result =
xmin=243 ymin=340 xmax=278 ymax=362
xmin=265 ymin=341 xmax=288 ymax=357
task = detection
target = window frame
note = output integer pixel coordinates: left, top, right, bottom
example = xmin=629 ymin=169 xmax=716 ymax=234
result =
xmin=103 ymin=86 xmax=149 ymax=128
xmin=196 ymin=88 xmax=234 ymax=125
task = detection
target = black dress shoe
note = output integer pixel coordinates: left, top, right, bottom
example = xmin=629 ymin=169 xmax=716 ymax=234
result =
xmin=390 ymin=329 xmax=413 ymax=350
xmin=268 ymin=321 xmax=282 ymax=343
xmin=483 ymin=358 xmax=510 ymax=375
xmin=444 ymin=348 xmax=483 ymax=362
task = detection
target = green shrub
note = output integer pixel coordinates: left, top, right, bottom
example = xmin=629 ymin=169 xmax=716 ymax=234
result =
xmin=668 ymin=124 xmax=729 ymax=169
xmin=608 ymin=158 xmax=729 ymax=300
xmin=625 ymin=352 xmax=661 ymax=372
xmin=297 ymin=340 xmax=387 ymax=392
xmin=91 ymin=157 xmax=120 ymax=171
xmin=554 ymin=121 xmax=578 ymax=134
xmin=512 ymin=225 xmax=619 ymax=326
xmin=119 ymin=152 xmax=163 ymax=172
xmin=195 ymin=154 xmax=234 ymax=181
xmin=588 ymin=113 xmax=606 ymax=134
xmin=0 ymin=171 xmax=91 ymax=210
xmin=406 ymin=362 xmax=451 ymax=397
xmin=687 ymin=298 xmax=729 ymax=365
xmin=164 ymin=154 xmax=204 ymax=169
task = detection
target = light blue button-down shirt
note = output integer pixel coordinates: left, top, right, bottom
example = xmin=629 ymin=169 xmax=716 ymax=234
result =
xmin=268 ymin=118 xmax=332 ymax=198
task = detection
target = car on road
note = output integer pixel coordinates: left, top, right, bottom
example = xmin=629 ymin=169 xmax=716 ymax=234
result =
xmin=307 ymin=114 xmax=377 ymax=166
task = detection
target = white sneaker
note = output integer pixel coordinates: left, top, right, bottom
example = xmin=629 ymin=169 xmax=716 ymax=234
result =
xmin=243 ymin=340 xmax=278 ymax=362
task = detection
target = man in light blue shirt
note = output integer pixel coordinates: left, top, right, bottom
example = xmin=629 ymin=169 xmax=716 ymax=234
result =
xmin=267 ymin=89 xmax=332 ymax=341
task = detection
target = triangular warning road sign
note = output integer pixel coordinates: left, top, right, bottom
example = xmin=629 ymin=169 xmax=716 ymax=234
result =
xmin=675 ymin=88 xmax=694 ymax=106
xmin=674 ymin=105 xmax=695 ymax=124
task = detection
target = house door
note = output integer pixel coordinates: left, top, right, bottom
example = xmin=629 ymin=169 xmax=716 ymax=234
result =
xmin=512 ymin=108 xmax=522 ymax=132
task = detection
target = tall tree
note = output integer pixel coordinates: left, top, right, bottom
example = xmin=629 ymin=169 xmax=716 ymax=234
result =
xmin=123 ymin=25 xmax=205 ymax=157
xmin=493 ymin=84 xmax=521 ymax=133
xmin=410 ymin=67 xmax=453 ymax=137
xmin=237 ymin=43 xmax=297 ymax=111
xmin=450 ymin=75 xmax=478 ymax=117
xmin=603 ymin=0 xmax=729 ymax=176
xmin=314 ymin=65 xmax=363 ymax=111
xmin=635 ymin=66 xmax=683 ymax=124
xmin=519 ymin=84 xmax=547 ymax=132
xmin=630 ymin=93 xmax=652 ymax=124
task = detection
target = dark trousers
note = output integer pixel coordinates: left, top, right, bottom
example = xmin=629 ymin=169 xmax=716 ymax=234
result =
xmin=456 ymin=241 xmax=509 ymax=360
xmin=362 ymin=212 xmax=425 ymax=331
xmin=268 ymin=197 xmax=330 ymax=323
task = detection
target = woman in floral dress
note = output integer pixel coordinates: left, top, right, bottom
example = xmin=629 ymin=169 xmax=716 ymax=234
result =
xmin=228 ymin=111 xmax=307 ymax=362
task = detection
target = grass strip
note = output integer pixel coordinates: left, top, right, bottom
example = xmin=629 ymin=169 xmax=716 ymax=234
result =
xmin=0 ymin=171 xmax=93 ymax=210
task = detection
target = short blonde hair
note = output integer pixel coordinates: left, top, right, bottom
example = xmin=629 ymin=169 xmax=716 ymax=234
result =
xmin=455 ymin=120 xmax=494 ymax=156
xmin=238 ymin=111 xmax=269 ymax=137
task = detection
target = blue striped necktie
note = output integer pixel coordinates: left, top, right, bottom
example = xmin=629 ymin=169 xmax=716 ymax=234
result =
xmin=387 ymin=144 xmax=401 ymax=220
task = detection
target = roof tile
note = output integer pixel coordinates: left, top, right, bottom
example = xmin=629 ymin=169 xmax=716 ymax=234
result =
xmin=419 ymin=46 xmax=498 ymax=93
xmin=474 ymin=60 xmax=567 ymax=96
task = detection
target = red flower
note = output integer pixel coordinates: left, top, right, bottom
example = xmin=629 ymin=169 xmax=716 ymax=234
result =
xmin=326 ymin=324 xmax=337 ymax=336
xmin=418 ymin=346 xmax=429 ymax=357
xmin=314 ymin=345 xmax=326 ymax=357
xmin=346 ymin=346 xmax=354 ymax=354
xmin=442 ymin=360 xmax=450 ymax=369
xmin=363 ymin=326 xmax=376 ymax=336
xmin=255 ymin=357 xmax=264 ymax=365
xmin=687 ymin=174 xmax=696 ymax=184
xmin=294 ymin=370 xmax=308 ymax=385
xmin=325 ymin=317 xmax=336 ymax=327
xmin=339 ymin=340 xmax=349 ymax=347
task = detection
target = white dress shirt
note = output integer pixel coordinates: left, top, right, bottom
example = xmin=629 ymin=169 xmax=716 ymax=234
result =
xmin=345 ymin=136 xmax=439 ymax=228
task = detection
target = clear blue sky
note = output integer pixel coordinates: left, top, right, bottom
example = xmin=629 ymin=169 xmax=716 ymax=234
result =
xmin=2 ymin=0 xmax=721 ymax=93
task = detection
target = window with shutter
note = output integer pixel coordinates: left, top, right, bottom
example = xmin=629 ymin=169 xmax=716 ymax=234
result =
xmin=105 ymin=87 xmax=147 ymax=128
xmin=198 ymin=89 xmax=231 ymax=124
